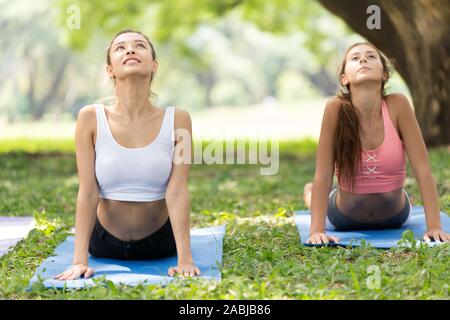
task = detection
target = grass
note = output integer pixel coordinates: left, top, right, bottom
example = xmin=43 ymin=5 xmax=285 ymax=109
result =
xmin=0 ymin=138 xmax=449 ymax=299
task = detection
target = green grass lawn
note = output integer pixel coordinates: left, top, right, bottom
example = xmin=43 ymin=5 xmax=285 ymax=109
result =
xmin=0 ymin=138 xmax=449 ymax=299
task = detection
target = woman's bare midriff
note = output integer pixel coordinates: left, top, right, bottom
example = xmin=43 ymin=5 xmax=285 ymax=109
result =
xmin=336 ymin=187 xmax=406 ymax=223
xmin=96 ymin=198 xmax=170 ymax=242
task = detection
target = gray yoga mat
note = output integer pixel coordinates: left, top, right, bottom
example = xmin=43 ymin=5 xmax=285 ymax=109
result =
xmin=0 ymin=216 xmax=35 ymax=256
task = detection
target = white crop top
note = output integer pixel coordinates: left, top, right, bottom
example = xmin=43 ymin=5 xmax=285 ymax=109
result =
xmin=94 ymin=104 xmax=175 ymax=202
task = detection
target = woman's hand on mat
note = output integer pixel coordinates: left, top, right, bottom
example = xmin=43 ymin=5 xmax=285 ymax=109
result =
xmin=168 ymin=261 xmax=201 ymax=277
xmin=423 ymin=229 xmax=450 ymax=242
xmin=54 ymin=264 xmax=95 ymax=280
xmin=306 ymin=232 xmax=339 ymax=244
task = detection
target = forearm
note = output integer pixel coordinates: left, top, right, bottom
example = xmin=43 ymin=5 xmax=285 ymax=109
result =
xmin=416 ymin=170 xmax=441 ymax=230
xmin=73 ymin=192 xmax=98 ymax=265
xmin=166 ymin=191 xmax=193 ymax=262
xmin=310 ymin=177 xmax=333 ymax=234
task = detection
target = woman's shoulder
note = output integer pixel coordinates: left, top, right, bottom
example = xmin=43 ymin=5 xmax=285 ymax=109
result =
xmin=384 ymin=93 xmax=412 ymax=110
xmin=384 ymin=93 xmax=414 ymax=119
xmin=325 ymin=96 xmax=343 ymax=108
xmin=384 ymin=92 xmax=409 ymax=102
xmin=323 ymin=96 xmax=343 ymax=118
xmin=75 ymin=105 xmax=98 ymax=145
xmin=169 ymin=106 xmax=192 ymax=130
xmin=76 ymin=104 xmax=98 ymax=128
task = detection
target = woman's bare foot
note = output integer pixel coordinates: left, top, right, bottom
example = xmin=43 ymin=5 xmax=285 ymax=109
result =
xmin=303 ymin=182 xmax=313 ymax=209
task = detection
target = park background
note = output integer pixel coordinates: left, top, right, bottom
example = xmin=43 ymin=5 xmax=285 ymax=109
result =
xmin=0 ymin=0 xmax=449 ymax=299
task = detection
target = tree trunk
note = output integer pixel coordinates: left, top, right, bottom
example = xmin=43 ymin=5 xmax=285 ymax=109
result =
xmin=29 ymin=54 xmax=69 ymax=120
xmin=318 ymin=0 xmax=450 ymax=146
xmin=195 ymin=71 xmax=216 ymax=107
xmin=307 ymin=67 xmax=337 ymax=96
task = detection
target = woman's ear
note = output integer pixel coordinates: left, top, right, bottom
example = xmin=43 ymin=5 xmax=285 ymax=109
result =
xmin=106 ymin=64 xmax=114 ymax=79
xmin=151 ymin=60 xmax=158 ymax=73
xmin=340 ymin=73 xmax=349 ymax=86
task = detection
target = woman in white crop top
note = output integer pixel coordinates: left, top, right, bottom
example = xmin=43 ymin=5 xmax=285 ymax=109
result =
xmin=55 ymin=29 xmax=200 ymax=280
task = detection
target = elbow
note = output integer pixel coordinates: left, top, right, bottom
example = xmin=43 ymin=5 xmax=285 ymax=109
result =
xmin=77 ymin=190 xmax=99 ymax=204
xmin=165 ymin=190 xmax=189 ymax=208
xmin=165 ymin=190 xmax=188 ymax=201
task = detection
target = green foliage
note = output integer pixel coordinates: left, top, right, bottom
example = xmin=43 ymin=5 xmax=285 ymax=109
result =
xmin=398 ymin=229 xmax=417 ymax=249
xmin=210 ymin=78 xmax=252 ymax=106
xmin=51 ymin=0 xmax=371 ymax=109
xmin=56 ymin=0 xmax=151 ymax=50
xmin=0 ymin=138 xmax=75 ymax=154
xmin=277 ymin=71 xmax=321 ymax=102
xmin=0 ymin=140 xmax=449 ymax=299
xmin=55 ymin=0 xmax=357 ymax=79
xmin=56 ymin=0 xmax=334 ymax=55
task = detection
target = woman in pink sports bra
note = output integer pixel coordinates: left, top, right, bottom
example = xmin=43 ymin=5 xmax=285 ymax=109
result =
xmin=303 ymin=42 xmax=450 ymax=244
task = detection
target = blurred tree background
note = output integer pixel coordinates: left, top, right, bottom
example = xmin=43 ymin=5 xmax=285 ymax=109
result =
xmin=2 ymin=0 xmax=446 ymax=144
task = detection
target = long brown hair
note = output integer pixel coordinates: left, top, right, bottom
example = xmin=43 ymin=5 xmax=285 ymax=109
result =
xmin=106 ymin=29 xmax=157 ymax=97
xmin=334 ymin=42 xmax=393 ymax=191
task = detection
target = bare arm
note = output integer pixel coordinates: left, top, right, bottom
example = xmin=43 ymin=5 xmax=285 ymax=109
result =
xmin=392 ymin=94 xmax=449 ymax=241
xmin=165 ymin=108 xmax=200 ymax=276
xmin=308 ymin=98 xmax=341 ymax=243
xmin=55 ymin=105 xmax=99 ymax=279
xmin=73 ymin=105 xmax=100 ymax=265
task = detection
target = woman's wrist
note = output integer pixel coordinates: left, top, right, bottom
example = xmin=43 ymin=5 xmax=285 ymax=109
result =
xmin=177 ymin=253 xmax=194 ymax=264
xmin=176 ymin=242 xmax=193 ymax=262
xmin=178 ymin=259 xmax=195 ymax=264
xmin=426 ymin=225 xmax=442 ymax=231
xmin=309 ymin=225 xmax=325 ymax=235
xmin=72 ymin=256 xmax=88 ymax=266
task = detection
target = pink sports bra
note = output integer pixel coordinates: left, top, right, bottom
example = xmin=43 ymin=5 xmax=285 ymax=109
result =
xmin=335 ymin=99 xmax=406 ymax=194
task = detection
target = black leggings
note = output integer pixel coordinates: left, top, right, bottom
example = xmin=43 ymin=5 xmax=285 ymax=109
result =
xmin=89 ymin=216 xmax=177 ymax=260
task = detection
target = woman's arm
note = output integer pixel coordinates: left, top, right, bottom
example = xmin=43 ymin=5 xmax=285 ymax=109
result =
xmin=55 ymin=105 xmax=98 ymax=280
xmin=165 ymin=108 xmax=200 ymax=277
xmin=307 ymin=98 xmax=341 ymax=244
xmin=393 ymin=93 xmax=449 ymax=242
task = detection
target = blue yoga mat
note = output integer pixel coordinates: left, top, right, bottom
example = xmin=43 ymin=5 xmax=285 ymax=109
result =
xmin=28 ymin=225 xmax=225 ymax=289
xmin=295 ymin=206 xmax=450 ymax=248
xmin=0 ymin=217 xmax=35 ymax=257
